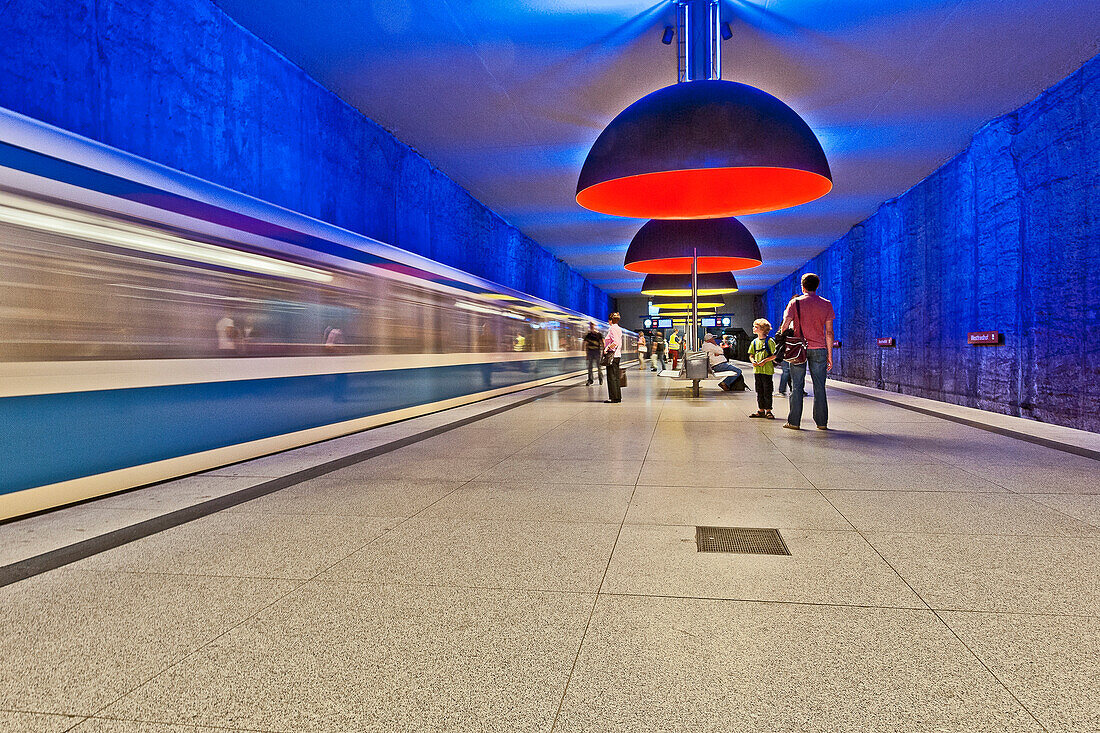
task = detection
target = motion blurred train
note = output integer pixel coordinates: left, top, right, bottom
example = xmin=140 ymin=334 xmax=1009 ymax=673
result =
xmin=0 ymin=109 xmax=632 ymax=520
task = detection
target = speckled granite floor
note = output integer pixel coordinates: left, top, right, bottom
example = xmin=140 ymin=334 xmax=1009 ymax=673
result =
xmin=1 ymin=372 xmax=1097 ymax=732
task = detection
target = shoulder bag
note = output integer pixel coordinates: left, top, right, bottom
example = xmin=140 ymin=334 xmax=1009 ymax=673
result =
xmin=783 ymin=299 xmax=809 ymax=365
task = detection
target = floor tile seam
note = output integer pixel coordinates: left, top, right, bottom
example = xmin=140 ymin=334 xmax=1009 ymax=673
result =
xmin=634 ymin=482 xmax=816 ymax=489
xmin=81 ymin=712 xmax=281 ymax=733
xmin=594 ymin=590 xmax=930 ymax=613
xmin=619 ymin=522 xmax=867 ymax=532
xmin=78 ymin=478 xmax=493 ymax=722
xmin=51 ymin=567 xmax=320 ymax=583
xmin=27 ymin=390 xmax=588 ymax=721
xmin=79 ymin=513 xmax=413 ymax=583
xmin=813 ymin=491 xmax=937 ymax=613
xmin=406 ymin=515 xmax=632 ymax=526
xmin=79 ymin=574 xmax=317 ymax=723
xmin=856 ymin=419 xmax=965 ymax=466
xmin=1007 ymin=493 xmax=1100 ymax=531
xmin=366 ymin=514 xmax=628 ymax=529
xmin=927 ymin=607 xmax=1053 ymax=732
xmin=297 ymin=575 xmax=604 ymax=597
xmin=298 ymin=575 xmax=601 ymax=598
xmin=195 ymin=510 xmax=416 ymax=520
xmin=759 ymin=427 xmax=859 ymax=532
xmin=825 ymin=382 xmax=1100 ymax=462
xmin=845 ymin=529 xmax=1100 ymax=541
xmin=813 ymin=488 xmax=1020 ymax=494
xmin=548 ymin=407 xmax=660 ymax=733
xmin=0 ymin=383 xmax=580 ymax=588
xmin=828 ymin=529 xmax=1100 ymax=539
xmin=925 ymin=606 xmax=1100 ymax=620
xmin=0 ymin=707 xmax=88 ymax=722
xmin=1004 ymin=489 xmax=1100 ymax=496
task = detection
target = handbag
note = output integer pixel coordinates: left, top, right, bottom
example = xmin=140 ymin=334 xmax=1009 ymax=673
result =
xmin=774 ymin=331 xmax=788 ymax=361
xmin=619 ymin=367 xmax=628 ymax=387
xmin=783 ymin=299 xmax=809 ymax=365
xmin=600 ymin=349 xmax=613 ymax=367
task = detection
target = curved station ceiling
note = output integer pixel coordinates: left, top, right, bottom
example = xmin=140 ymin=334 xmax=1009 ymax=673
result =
xmin=212 ymin=0 xmax=1099 ymax=295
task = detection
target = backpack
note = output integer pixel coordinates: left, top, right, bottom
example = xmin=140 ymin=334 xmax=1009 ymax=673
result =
xmin=749 ymin=337 xmax=774 ymax=364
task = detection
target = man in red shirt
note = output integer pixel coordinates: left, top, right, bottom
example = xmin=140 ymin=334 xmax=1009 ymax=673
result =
xmin=777 ymin=273 xmax=835 ymax=430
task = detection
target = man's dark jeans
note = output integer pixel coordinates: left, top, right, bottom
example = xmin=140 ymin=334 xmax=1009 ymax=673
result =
xmin=586 ymin=351 xmax=603 ymax=383
xmin=788 ymin=348 xmax=828 ymax=427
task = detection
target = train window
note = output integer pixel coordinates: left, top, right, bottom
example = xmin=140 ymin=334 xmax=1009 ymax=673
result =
xmin=0 ymin=191 xmax=603 ymax=362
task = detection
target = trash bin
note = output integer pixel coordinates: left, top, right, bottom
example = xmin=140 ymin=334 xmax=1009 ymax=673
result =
xmin=684 ymin=351 xmax=709 ymax=380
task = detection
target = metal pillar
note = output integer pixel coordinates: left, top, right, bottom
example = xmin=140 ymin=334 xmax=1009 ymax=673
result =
xmin=690 ymin=246 xmax=699 ymax=351
xmin=677 ymin=0 xmax=720 ymax=83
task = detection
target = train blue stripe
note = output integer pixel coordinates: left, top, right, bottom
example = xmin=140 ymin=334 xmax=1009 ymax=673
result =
xmin=0 ymin=357 xmax=584 ymax=495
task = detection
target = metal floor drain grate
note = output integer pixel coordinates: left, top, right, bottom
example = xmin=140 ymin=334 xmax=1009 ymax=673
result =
xmin=695 ymin=526 xmax=791 ymax=555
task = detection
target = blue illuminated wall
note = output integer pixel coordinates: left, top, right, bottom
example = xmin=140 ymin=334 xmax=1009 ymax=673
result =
xmin=0 ymin=0 xmax=612 ymax=318
xmin=763 ymin=54 xmax=1100 ymax=432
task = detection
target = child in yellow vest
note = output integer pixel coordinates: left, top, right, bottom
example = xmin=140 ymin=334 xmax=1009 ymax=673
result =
xmin=748 ymin=318 xmax=777 ymax=419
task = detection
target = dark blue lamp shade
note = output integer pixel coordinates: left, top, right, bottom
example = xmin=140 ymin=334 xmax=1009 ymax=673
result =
xmin=577 ymin=80 xmax=832 ymax=219
xmin=641 ymin=272 xmax=738 ymax=296
xmin=624 ymin=217 xmax=762 ymax=274
xmin=651 ymin=295 xmax=726 ymax=309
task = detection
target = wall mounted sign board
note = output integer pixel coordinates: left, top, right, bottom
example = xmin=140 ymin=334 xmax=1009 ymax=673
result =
xmin=968 ymin=331 xmax=1003 ymax=345
xmin=877 ymin=337 xmax=896 ymax=347
xmin=832 ymin=340 xmax=842 ymax=348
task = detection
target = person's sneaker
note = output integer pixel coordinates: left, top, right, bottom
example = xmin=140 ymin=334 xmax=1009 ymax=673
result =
xmin=816 ymin=425 xmax=829 ymax=430
xmin=782 ymin=423 xmax=800 ymax=430
xmin=718 ymin=382 xmax=731 ymax=392
xmin=586 ymin=380 xmax=593 ymax=385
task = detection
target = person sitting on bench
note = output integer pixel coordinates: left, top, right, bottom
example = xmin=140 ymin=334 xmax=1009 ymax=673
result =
xmin=702 ymin=333 xmax=744 ymax=391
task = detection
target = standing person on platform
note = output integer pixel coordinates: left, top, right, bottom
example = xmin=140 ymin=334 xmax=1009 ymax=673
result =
xmin=777 ymin=287 xmax=799 ymax=397
xmin=603 ymin=313 xmax=623 ymax=404
xmin=582 ymin=322 xmax=604 ymax=386
xmin=747 ymin=318 xmax=777 ymax=419
xmin=636 ymin=333 xmax=647 ymax=371
xmin=777 ymin=352 xmax=790 ymax=396
xmin=650 ymin=331 xmax=666 ymax=372
xmin=668 ymin=329 xmax=681 ymax=369
xmin=778 ymin=273 xmax=835 ymax=430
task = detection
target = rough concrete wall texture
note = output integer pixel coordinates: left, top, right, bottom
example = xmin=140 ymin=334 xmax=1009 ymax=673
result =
xmin=0 ymin=0 xmax=613 ymax=318
xmin=764 ymin=54 xmax=1100 ymax=433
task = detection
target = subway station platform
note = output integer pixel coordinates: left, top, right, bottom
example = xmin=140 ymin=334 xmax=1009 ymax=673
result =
xmin=1 ymin=370 xmax=1098 ymax=732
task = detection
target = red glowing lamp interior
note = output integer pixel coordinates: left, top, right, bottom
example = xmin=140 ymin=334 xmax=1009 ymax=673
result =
xmin=625 ymin=255 xmax=760 ymax=274
xmin=577 ymin=166 xmax=832 ymax=219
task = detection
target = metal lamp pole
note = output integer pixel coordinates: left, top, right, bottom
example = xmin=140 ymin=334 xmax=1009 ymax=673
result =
xmin=691 ymin=246 xmax=698 ymax=351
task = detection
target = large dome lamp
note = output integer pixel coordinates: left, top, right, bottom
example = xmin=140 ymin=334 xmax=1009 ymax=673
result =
xmin=576 ymin=0 xmax=831 ymax=220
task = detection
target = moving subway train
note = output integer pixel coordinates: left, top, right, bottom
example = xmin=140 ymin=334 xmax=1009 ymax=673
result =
xmin=0 ymin=109 xmax=631 ymax=521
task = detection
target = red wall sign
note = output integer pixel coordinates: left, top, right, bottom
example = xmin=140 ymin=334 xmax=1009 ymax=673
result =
xmin=832 ymin=340 xmax=842 ymax=348
xmin=968 ymin=331 xmax=1003 ymax=345
xmin=876 ymin=337 xmax=895 ymax=347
